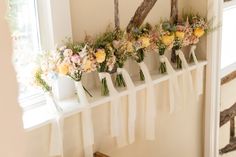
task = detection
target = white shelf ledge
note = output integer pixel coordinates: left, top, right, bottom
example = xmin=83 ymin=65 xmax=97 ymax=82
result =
xmin=23 ymin=60 xmax=207 ymax=131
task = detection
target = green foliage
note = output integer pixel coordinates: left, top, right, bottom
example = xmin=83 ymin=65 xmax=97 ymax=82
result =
xmin=34 ymin=69 xmax=52 ymax=92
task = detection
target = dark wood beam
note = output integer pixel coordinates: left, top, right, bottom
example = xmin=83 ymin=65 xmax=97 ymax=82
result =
xmin=220 ymin=102 xmax=236 ymax=127
xmin=126 ymin=0 xmax=158 ymax=32
xmin=221 ymin=71 xmax=236 ymax=85
xmin=114 ymin=0 xmax=120 ymax=29
xmin=94 ymin=152 xmax=110 ymax=157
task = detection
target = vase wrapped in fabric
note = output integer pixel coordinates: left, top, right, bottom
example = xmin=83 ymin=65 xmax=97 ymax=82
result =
xmin=129 ymin=23 xmax=153 ymax=81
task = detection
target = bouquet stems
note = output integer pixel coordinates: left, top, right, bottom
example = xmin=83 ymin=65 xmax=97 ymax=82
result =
xmin=139 ymin=69 xmax=145 ymax=81
xmin=159 ymin=62 xmax=167 ymax=73
xmin=137 ymin=49 xmax=145 ymax=81
xmin=159 ymin=48 xmax=167 ymax=74
xmin=189 ymin=53 xmax=194 ymax=63
xmin=176 ymin=55 xmax=182 ymax=69
xmin=115 ymin=73 xmax=126 ymax=87
xmin=83 ymin=86 xmax=93 ymax=97
xmin=101 ymin=78 xmax=109 ymax=96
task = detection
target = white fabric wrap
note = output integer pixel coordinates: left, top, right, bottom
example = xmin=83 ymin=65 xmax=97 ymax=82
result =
xmin=117 ymin=68 xmax=136 ymax=144
xmin=160 ymin=55 xmax=180 ymax=114
xmin=47 ymin=93 xmax=64 ymax=157
xmin=75 ymin=81 xmax=94 ymax=157
xmin=176 ymin=50 xmax=196 ymax=105
xmin=190 ymin=45 xmax=204 ymax=96
xmin=99 ymin=72 xmax=127 ymax=147
xmin=138 ymin=62 xmax=156 ymax=140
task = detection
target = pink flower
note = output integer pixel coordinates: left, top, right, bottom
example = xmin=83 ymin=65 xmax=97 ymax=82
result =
xmin=71 ymin=54 xmax=80 ymax=63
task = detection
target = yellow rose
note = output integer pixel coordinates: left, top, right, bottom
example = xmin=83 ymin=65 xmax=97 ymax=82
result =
xmin=83 ymin=60 xmax=93 ymax=72
xmin=58 ymin=63 xmax=69 ymax=75
xmin=194 ymin=28 xmax=205 ymax=38
xmin=95 ymin=49 xmax=106 ymax=63
xmin=161 ymin=35 xmax=175 ymax=46
xmin=175 ymin=31 xmax=185 ymax=40
xmin=126 ymin=41 xmax=134 ymax=52
xmin=139 ymin=36 xmax=151 ymax=48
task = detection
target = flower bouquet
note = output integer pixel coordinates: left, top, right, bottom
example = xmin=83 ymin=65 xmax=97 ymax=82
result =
xmin=184 ymin=14 xmax=209 ymax=62
xmin=129 ymin=23 xmax=152 ymax=81
xmin=112 ymin=29 xmax=129 ymax=87
xmin=56 ymin=42 xmax=97 ymax=97
xmin=33 ymin=52 xmax=63 ymax=112
xmin=156 ymin=21 xmax=175 ymax=73
xmin=93 ymin=29 xmax=117 ymax=96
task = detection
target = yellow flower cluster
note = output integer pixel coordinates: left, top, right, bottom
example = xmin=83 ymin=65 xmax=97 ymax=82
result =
xmin=194 ymin=28 xmax=205 ymax=38
xmin=58 ymin=63 xmax=69 ymax=75
xmin=139 ymin=36 xmax=151 ymax=48
xmin=95 ymin=49 xmax=106 ymax=63
xmin=161 ymin=34 xmax=175 ymax=46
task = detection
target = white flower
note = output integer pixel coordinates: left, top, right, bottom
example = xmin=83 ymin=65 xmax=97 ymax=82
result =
xmin=63 ymin=49 xmax=73 ymax=57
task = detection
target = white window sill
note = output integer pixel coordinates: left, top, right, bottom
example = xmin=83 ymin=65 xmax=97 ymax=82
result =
xmin=23 ymin=60 xmax=208 ymax=132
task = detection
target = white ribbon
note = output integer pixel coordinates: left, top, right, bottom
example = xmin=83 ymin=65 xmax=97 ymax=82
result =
xmin=99 ymin=73 xmax=126 ymax=147
xmin=176 ymin=50 xmax=196 ymax=106
xmin=75 ymin=81 xmax=94 ymax=157
xmin=47 ymin=93 xmax=64 ymax=157
xmin=117 ymin=68 xmax=136 ymax=144
xmin=189 ymin=45 xmax=204 ymax=96
xmin=138 ymin=62 xmax=156 ymax=140
xmin=159 ymin=55 xmax=180 ymax=114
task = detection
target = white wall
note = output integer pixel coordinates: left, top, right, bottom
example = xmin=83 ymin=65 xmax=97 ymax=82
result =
xmin=0 ymin=1 xmax=26 ymax=156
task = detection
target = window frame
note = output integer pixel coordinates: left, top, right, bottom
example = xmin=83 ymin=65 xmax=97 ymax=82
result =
xmin=14 ymin=0 xmax=73 ymax=129
xmin=221 ymin=0 xmax=236 ymax=77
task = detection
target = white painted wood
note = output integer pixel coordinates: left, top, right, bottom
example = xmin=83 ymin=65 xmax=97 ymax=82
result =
xmin=205 ymin=0 xmax=223 ymax=156
xmin=37 ymin=0 xmax=72 ymax=50
xmin=23 ymin=61 xmax=207 ymax=131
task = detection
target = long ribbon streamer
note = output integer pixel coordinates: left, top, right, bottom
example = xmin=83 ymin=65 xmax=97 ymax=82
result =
xmin=99 ymin=73 xmax=127 ymax=147
xmin=160 ymin=55 xmax=180 ymax=114
xmin=138 ymin=62 xmax=156 ymax=140
xmin=189 ymin=45 xmax=204 ymax=96
xmin=47 ymin=93 xmax=64 ymax=157
xmin=75 ymin=81 xmax=94 ymax=157
xmin=176 ymin=50 xmax=196 ymax=106
xmin=117 ymin=68 xmax=136 ymax=144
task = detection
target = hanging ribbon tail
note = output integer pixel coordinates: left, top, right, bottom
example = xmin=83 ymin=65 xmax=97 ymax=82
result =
xmin=47 ymin=93 xmax=64 ymax=157
xmin=176 ymin=50 xmax=196 ymax=105
xmin=49 ymin=117 xmax=64 ymax=157
xmin=98 ymin=73 xmax=127 ymax=147
xmin=190 ymin=45 xmax=204 ymax=96
xmin=81 ymin=109 xmax=94 ymax=157
xmin=160 ymin=56 xmax=181 ymax=114
xmin=75 ymin=81 xmax=94 ymax=157
xmin=117 ymin=68 xmax=137 ymax=144
xmin=139 ymin=62 xmax=156 ymax=141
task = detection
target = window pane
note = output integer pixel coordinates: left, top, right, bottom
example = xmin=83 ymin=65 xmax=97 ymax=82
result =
xmin=9 ymin=0 xmax=41 ymax=94
xmin=221 ymin=6 xmax=236 ymax=69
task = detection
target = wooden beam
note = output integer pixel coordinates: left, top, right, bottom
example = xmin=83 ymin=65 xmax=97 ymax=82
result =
xmin=126 ymin=0 xmax=158 ymax=32
xmin=114 ymin=0 xmax=120 ymax=29
xmin=220 ymin=102 xmax=236 ymax=127
xmin=170 ymin=0 xmax=178 ymax=24
xmin=94 ymin=152 xmax=110 ymax=157
xmin=220 ymin=137 xmax=236 ymax=155
xmin=221 ymin=71 xmax=236 ymax=85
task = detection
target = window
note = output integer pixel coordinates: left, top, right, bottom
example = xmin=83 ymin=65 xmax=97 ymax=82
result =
xmin=8 ymin=0 xmax=73 ymax=129
xmin=221 ymin=0 xmax=236 ymax=75
xmin=8 ymin=0 xmax=44 ymax=108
